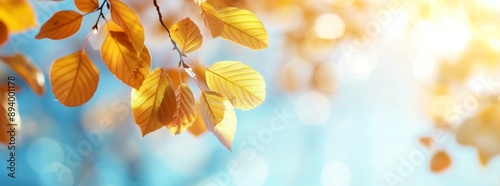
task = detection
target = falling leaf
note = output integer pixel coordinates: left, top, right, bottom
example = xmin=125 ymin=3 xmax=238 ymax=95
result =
xmin=170 ymin=18 xmax=203 ymax=53
xmin=131 ymin=68 xmax=171 ymax=136
xmin=201 ymin=3 xmax=224 ymax=38
xmin=0 ymin=0 xmax=37 ymax=33
xmin=430 ymin=150 xmax=451 ymax=173
xmin=218 ymin=7 xmax=268 ymax=50
xmin=0 ymin=20 xmax=7 ymax=46
xmin=0 ymin=88 xmax=20 ymax=145
xmin=50 ymin=51 xmax=99 ymax=107
xmin=165 ymin=68 xmax=188 ymax=88
xmin=188 ymin=103 xmax=208 ymax=137
xmin=206 ymin=61 xmax=266 ymax=110
xmin=167 ymin=83 xmax=196 ymax=135
xmin=109 ymin=0 xmax=145 ymax=52
xmin=199 ymin=91 xmax=237 ymax=151
xmin=101 ymin=31 xmax=149 ymax=89
xmin=0 ymin=53 xmax=45 ymax=95
xmin=74 ymin=0 xmax=99 ymax=13
xmin=35 ymin=10 xmax=83 ymax=40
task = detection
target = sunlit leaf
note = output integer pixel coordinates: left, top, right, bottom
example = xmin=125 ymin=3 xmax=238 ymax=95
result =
xmin=131 ymin=68 xmax=171 ymax=136
xmin=206 ymin=61 xmax=266 ymax=110
xmin=201 ymin=3 xmax=224 ymax=38
xmin=101 ymin=31 xmax=150 ymax=89
xmin=35 ymin=10 xmax=83 ymax=40
xmin=218 ymin=7 xmax=268 ymax=50
xmin=199 ymin=91 xmax=237 ymax=151
xmin=192 ymin=63 xmax=209 ymax=90
xmin=50 ymin=51 xmax=99 ymax=107
xmin=74 ymin=0 xmax=99 ymax=13
xmin=109 ymin=0 xmax=145 ymax=52
xmin=206 ymin=0 xmax=241 ymax=9
xmin=0 ymin=53 xmax=45 ymax=95
xmin=157 ymin=74 xmax=177 ymax=130
xmin=0 ymin=20 xmax=7 ymax=46
xmin=168 ymin=83 xmax=196 ymax=135
xmin=0 ymin=0 xmax=37 ymax=33
xmin=170 ymin=18 xmax=203 ymax=53
xmin=165 ymin=68 xmax=187 ymax=88
xmin=188 ymin=103 xmax=208 ymax=137
xmin=0 ymin=88 xmax=20 ymax=145
xmin=430 ymin=150 xmax=451 ymax=173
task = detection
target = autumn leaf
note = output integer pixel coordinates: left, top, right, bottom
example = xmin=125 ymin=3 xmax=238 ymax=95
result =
xmin=188 ymin=103 xmax=208 ymax=137
xmin=157 ymin=74 xmax=177 ymax=131
xmin=50 ymin=51 xmax=99 ymax=107
xmin=201 ymin=3 xmax=224 ymax=38
xmin=192 ymin=63 xmax=209 ymax=90
xmin=170 ymin=18 xmax=203 ymax=53
xmin=101 ymin=31 xmax=150 ymax=89
xmin=206 ymin=0 xmax=241 ymax=9
xmin=0 ymin=88 xmax=20 ymax=145
xmin=0 ymin=0 xmax=37 ymax=33
xmin=218 ymin=7 xmax=268 ymax=50
xmin=206 ymin=61 xmax=266 ymax=110
xmin=131 ymin=68 xmax=172 ymax=136
xmin=199 ymin=91 xmax=237 ymax=151
xmin=165 ymin=68 xmax=188 ymax=88
xmin=74 ymin=0 xmax=99 ymax=13
xmin=430 ymin=150 xmax=451 ymax=173
xmin=0 ymin=21 xmax=7 ymax=46
xmin=109 ymin=0 xmax=145 ymax=52
xmin=167 ymin=83 xmax=196 ymax=135
xmin=35 ymin=10 xmax=83 ymax=40
xmin=0 ymin=53 xmax=45 ymax=95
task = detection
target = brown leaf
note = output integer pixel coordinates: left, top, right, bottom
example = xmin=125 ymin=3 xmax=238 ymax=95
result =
xmin=0 ymin=53 xmax=45 ymax=95
xmin=0 ymin=20 xmax=7 ymax=46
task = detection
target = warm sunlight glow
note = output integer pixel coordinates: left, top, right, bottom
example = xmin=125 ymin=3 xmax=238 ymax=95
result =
xmin=314 ymin=14 xmax=345 ymax=40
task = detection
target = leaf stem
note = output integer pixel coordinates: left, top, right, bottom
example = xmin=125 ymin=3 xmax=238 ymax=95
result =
xmin=92 ymin=0 xmax=109 ymax=32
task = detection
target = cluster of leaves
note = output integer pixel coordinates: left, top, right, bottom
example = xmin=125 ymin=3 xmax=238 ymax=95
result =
xmin=32 ymin=0 xmax=268 ymax=150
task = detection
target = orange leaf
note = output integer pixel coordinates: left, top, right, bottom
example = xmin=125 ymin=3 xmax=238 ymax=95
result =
xmin=131 ymin=68 xmax=171 ymax=136
xmin=430 ymin=150 xmax=451 ymax=173
xmin=0 ymin=20 xmax=7 ymax=46
xmin=74 ymin=0 xmax=99 ymax=13
xmin=191 ymin=63 xmax=209 ymax=90
xmin=0 ymin=0 xmax=37 ymax=33
xmin=157 ymin=74 xmax=177 ymax=130
xmin=165 ymin=68 xmax=188 ymax=88
xmin=170 ymin=18 xmax=203 ymax=53
xmin=109 ymin=0 xmax=145 ymax=52
xmin=188 ymin=103 xmax=208 ymax=137
xmin=419 ymin=137 xmax=433 ymax=149
xmin=201 ymin=3 xmax=224 ymax=38
xmin=0 ymin=53 xmax=45 ymax=95
xmin=167 ymin=83 xmax=196 ymax=135
xmin=101 ymin=31 xmax=150 ymax=89
xmin=50 ymin=51 xmax=99 ymax=107
xmin=35 ymin=10 xmax=83 ymax=40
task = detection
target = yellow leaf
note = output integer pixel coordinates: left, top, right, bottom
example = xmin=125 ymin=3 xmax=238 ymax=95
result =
xmin=0 ymin=0 xmax=37 ymax=33
xmin=218 ymin=7 xmax=268 ymax=50
xmin=0 ymin=53 xmax=45 ymax=95
xmin=167 ymin=83 xmax=196 ymax=135
xmin=206 ymin=61 xmax=266 ymax=110
xmin=201 ymin=3 xmax=224 ymax=38
xmin=170 ymin=18 xmax=203 ymax=53
xmin=110 ymin=0 xmax=145 ymax=52
xmin=165 ymin=68 xmax=188 ymax=88
xmin=35 ymin=10 xmax=83 ymax=40
xmin=101 ymin=31 xmax=150 ymax=89
xmin=157 ymin=74 xmax=177 ymax=130
xmin=50 ymin=51 xmax=99 ymax=107
xmin=131 ymin=68 xmax=171 ymax=136
xmin=74 ymin=0 xmax=99 ymax=13
xmin=0 ymin=88 xmax=20 ymax=145
xmin=188 ymin=103 xmax=208 ymax=137
xmin=192 ymin=63 xmax=210 ymax=90
xmin=206 ymin=0 xmax=241 ymax=9
xmin=0 ymin=20 xmax=7 ymax=46
xmin=199 ymin=91 xmax=236 ymax=151
xmin=430 ymin=150 xmax=451 ymax=173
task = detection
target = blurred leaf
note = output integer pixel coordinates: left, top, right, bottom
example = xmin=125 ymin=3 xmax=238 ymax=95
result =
xmin=188 ymin=103 xmax=208 ymax=137
xmin=0 ymin=53 xmax=45 ymax=95
xmin=201 ymin=2 xmax=224 ymax=38
xmin=74 ymin=0 xmax=99 ymax=13
xmin=419 ymin=137 xmax=433 ymax=149
xmin=199 ymin=91 xmax=236 ymax=151
xmin=0 ymin=20 xmax=7 ymax=46
xmin=430 ymin=150 xmax=451 ymax=173
xmin=478 ymin=150 xmax=490 ymax=167
xmin=101 ymin=31 xmax=150 ymax=89
xmin=170 ymin=18 xmax=203 ymax=53
xmin=0 ymin=87 xmax=20 ymax=145
xmin=218 ymin=7 xmax=268 ymax=50
xmin=50 ymin=51 xmax=99 ymax=107
xmin=191 ymin=63 xmax=209 ymax=90
xmin=165 ymin=68 xmax=187 ymax=88
xmin=35 ymin=10 xmax=83 ymax=40
xmin=206 ymin=61 xmax=266 ymax=110
xmin=110 ymin=0 xmax=145 ymax=52
xmin=0 ymin=0 xmax=37 ymax=33
xmin=131 ymin=68 xmax=170 ymax=136
xmin=206 ymin=0 xmax=241 ymax=9
xmin=168 ymin=83 xmax=196 ymax=135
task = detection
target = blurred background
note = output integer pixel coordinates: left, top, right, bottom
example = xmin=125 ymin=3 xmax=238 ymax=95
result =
xmin=1 ymin=0 xmax=500 ymax=185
